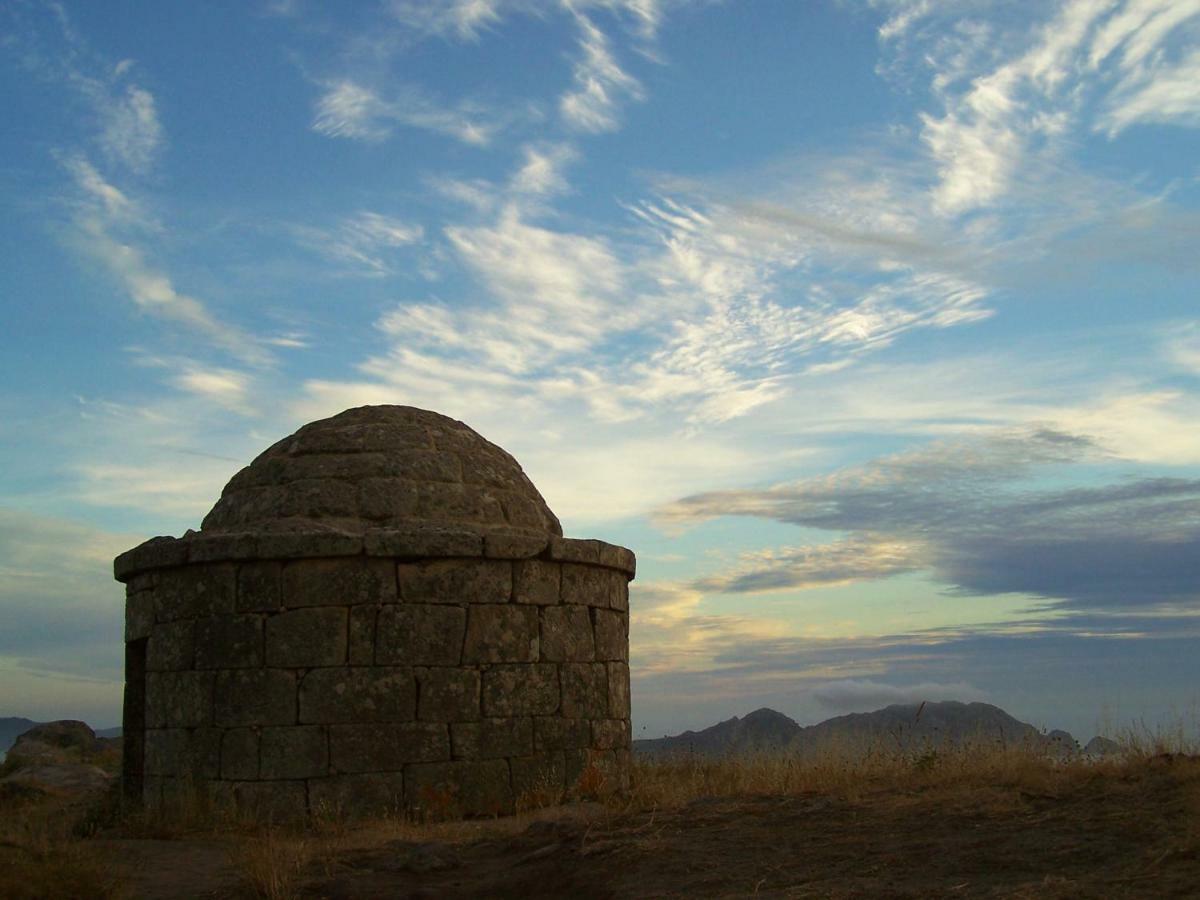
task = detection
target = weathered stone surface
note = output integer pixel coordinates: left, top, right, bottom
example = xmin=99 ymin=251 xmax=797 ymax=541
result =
xmin=349 ymin=605 xmax=377 ymax=665
xmin=299 ymin=667 xmax=415 ymax=724
xmin=144 ymin=728 xmax=220 ymax=778
xmin=220 ymin=728 xmax=259 ymax=780
xmin=560 ymin=563 xmax=623 ymax=607
xmin=501 ymin=493 xmax=553 ymax=532
xmin=330 ymin=723 xmax=449 ymax=771
xmin=363 ymin=527 xmax=482 ymax=558
xmin=359 ymin=478 xmax=419 ymax=521
xmin=451 ymin=718 xmax=533 ymax=760
xmin=560 ymin=663 xmax=608 ymax=719
xmin=397 ymin=559 xmax=511 ymax=604
xmin=592 ymin=719 xmax=631 ymax=750
xmin=375 ymin=604 xmax=465 ymax=666
xmin=512 ymin=560 xmax=559 ymax=605
xmin=484 ymin=532 xmax=549 ymax=560
xmin=155 ymin=565 xmax=236 ymax=621
xmin=309 ymin=773 xmax=405 ymax=819
xmin=126 ymin=590 xmax=156 ymax=642
xmin=214 ymin=669 xmax=296 ymax=727
xmin=188 ymin=532 xmax=257 ymax=562
xmin=598 ymin=543 xmax=637 ymax=578
xmin=256 ymin=530 xmax=363 ymax=559
xmin=540 ymin=606 xmax=594 ymax=662
xmin=609 ymin=577 xmax=629 ymax=612
xmin=416 ymin=668 xmax=480 ymax=722
xmin=548 ymin=538 xmax=602 ymax=565
xmin=236 ymin=561 xmax=282 ymax=612
xmin=194 ymin=615 xmax=263 ymax=669
xmin=592 ymin=608 xmax=627 ymax=662
xmin=481 ymin=664 xmax=558 ymax=717
xmin=260 ymin=725 xmax=328 ymax=779
xmin=533 ymin=717 xmax=591 ymax=752
xmin=200 ymin=406 xmax=560 ymax=537
xmin=115 ymin=536 xmax=187 ymax=581
xmin=265 ymin=607 xmax=347 ymax=667
xmin=510 ymin=752 xmax=566 ymax=804
xmin=565 ymin=748 xmax=619 ymax=798
xmin=405 ymin=759 xmax=513 ymax=818
xmin=146 ymin=621 xmax=194 ymax=671
xmin=606 ymin=661 xmax=630 ymax=719
xmin=463 ymin=605 xmax=539 ymax=663
xmin=282 ymin=558 xmax=396 ymax=608
xmin=146 ymin=672 xmax=214 ymax=728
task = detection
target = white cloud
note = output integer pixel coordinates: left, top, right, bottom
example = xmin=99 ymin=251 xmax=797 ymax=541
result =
xmin=173 ymin=367 xmax=256 ymax=415
xmin=387 ymin=0 xmax=506 ymax=40
xmin=312 ymin=79 xmax=501 ymax=145
xmin=294 ymin=210 xmax=424 ymax=276
xmin=559 ymin=13 xmax=644 ymax=132
xmin=510 ymin=142 xmax=577 ymax=196
xmin=97 ymin=81 xmax=162 ymax=174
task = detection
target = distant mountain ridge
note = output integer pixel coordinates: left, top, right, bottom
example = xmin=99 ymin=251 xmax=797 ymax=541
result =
xmin=633 ymin=701 xmax=1110 ymax=759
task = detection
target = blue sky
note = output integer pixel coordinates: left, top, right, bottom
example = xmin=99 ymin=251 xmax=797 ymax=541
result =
xmin=2 ymin=0 xmax=1198 ymax=740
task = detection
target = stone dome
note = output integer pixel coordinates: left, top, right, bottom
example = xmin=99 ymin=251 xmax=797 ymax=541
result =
xmin=201 ymin=406 xmax=562 ymax=537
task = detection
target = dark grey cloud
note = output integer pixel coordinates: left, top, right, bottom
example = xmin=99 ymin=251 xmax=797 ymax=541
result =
xmin=659 ymin=429 xmax=1200 ymax=611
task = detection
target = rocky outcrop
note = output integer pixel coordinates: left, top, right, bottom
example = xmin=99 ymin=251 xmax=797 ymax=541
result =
xmin=0 ymin=720 xmax=118 ymax=799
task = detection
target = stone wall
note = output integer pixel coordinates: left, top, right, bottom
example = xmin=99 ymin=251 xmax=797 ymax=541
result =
xmin=116 ymin=527 xmax=634 ymax=820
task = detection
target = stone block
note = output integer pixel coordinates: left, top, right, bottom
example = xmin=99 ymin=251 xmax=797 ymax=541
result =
xmin=214 ymin=669 xmax=296 ymax=726
xmin=349 ymin=605 xmax=377 ymax=665
xmin=155 ymin=565 xmax=236 ymax=621
xmin=533 ymin=717 xmax=591 ymax=752
xmin=592 ymin=719 xmax=631 ymax=750
xmin=288 ymin=420 xmax=430 ymax=454
xmin=512 ymin=560 xmax=560 ymax=605
xmin=375 ymin=604 xmax=465 ymax=666
xmin=282 ymin=558 xmax=396 ymax=608
xmin=265 ymin=607 xmax=348 ymax=667
xmin=415 ymin=482 xmax=505 ymax=526
xmin=484 ymin=532 xmax=549 ymax=560
xmin=146 ymin=621 xmax=194 ymax=671
xmin=560 ymin=662 xmax=608 ymax=719
xmin=592 ymin=608 xmax=627 ymax=662
xmin=549 ymin=538 xmax=602 ymax=565
xmin=598 ymin=543 xmax=636 ymax=578
xmin=500 ymin=493 xmax=550 ymax=531
xmin=237 ymin=561 xmax=282 ymax=612
xmin=194 ymin=615 xmax=263 ymax=669
xmin=188 ymin=532 xmax=257 ymax=563
xmin=561 ymin=563 xmax=623 ymax=608
xmin=404 ymin=759 xmax=513 ymax=818
xmin=144 ymin=728 xmax=187 ymax=776
xmin=260 ymin=725 xmax=328 ymax=779
xmin=607 ymin=662 xmax=630 ymax=719
xmin=309 ymin=773 xmax=405 ymax=820
xmin=221 ymin=728 xmax=259 ymax=780
xmin=396 ymin=559 xmax=511 ymax=604
xmin=481 ymin=664 xmax=559 ymax=717
xmin=114 ymin=536 xmax=188 ymax=581
xmin=358 ymin=477 xmax=419 ymax=521
xmin=363 ymin=526 xmax=483 ymax=558
xmin=416 ymin=668 xmax=480 ymax=722
xmin=610 ymin=578 xmax=629 ymax=612
xmin=126 ymin=590 xmax=156 ymax=642
xmin=451 ymin=717 xmax=533 ymax=760
xmin=612 ymin=747 xmax=632 ymax=792
xmin=510 ymin=752 xmax=566 ymax=805
xmin=463 ymin=605 xmax=539 ymax=663
xmin=540 ymin=606 xmax=594 ymax=662
xmin=386 ymin=448 xmax=463 ymax=483
xmin=299 ymin=667 xmax=415 ymax=724
xmin=146 ymin=671 xmax=214 ymax=728
xmin=126 ymin=572 xmax=158 ymax=593
xmin=274 ymin=478 xmax=358 ymax=519
xmin=564 ymin=748 xmax=617 ymax=798
xmin=256 ymin=531 xmax=362 ymax=559
xmin=330 ymin=722 xmax=450 ymax=772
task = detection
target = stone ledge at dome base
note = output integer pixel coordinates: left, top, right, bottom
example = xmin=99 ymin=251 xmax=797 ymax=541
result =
xmin=114 ymin=527 xmax=635 ymax=582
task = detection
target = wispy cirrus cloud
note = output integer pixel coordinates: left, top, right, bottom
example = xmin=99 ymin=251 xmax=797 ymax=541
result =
xmin=875 ymin=0 xmax=1200 ymax=216
xmin=311 ymin=79 xmax=507 ymax=145
xmin=559 ymin=11 xmax=645 ymax=132
xmin=292 ymin=210 xmax=424 ymax=276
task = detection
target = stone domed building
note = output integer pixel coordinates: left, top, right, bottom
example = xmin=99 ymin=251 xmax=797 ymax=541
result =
xmin=115 ymin=406 xmax=634 ymax=820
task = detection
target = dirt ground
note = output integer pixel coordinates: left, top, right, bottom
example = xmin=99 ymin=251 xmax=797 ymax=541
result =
xmin=94 ymin=755 xmax=1200 ymax=899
